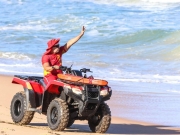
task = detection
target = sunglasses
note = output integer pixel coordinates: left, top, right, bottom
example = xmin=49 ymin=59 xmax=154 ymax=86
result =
xmin=53 ymin=44 xmax=59 ymax=48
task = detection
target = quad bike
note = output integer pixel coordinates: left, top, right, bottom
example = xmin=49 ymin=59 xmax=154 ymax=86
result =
xmin=10 ymin=66 xmax=112 ymax=133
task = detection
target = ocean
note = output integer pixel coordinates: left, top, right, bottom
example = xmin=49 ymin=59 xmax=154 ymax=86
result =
xmin=1 ymin=0 xmax=180 ymax=127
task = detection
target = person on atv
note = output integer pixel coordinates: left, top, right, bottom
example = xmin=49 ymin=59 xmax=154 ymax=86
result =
xmin=42 ymin=26 xmax=85 ymax=86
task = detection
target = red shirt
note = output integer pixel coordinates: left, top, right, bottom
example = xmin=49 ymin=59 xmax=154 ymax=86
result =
xmin=42 ymin=46 xmax=67 ymax=77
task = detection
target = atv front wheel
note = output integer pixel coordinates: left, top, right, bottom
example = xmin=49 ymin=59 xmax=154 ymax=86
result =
xmin=10 ymin=91 xmax=34 ymax=125
xmin=88 ymin=103 xmax=111 ymax=133
xmin=47 ymin=98 xmax=69 ymax=131
xmin=66 ymin=119 xmax=75 ymax=127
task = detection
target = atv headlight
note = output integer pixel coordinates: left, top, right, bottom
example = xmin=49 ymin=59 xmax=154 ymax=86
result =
xmin=100 ymin=90 xmax=108 ymax=96
xmin=72 ymin=88 xmax=82 ymax=95
xmin=100 ymin=86 xmax=109 ymax=96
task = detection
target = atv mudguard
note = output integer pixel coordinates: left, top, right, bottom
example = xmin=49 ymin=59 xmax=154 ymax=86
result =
xmin=12 ymin=77 xmax=40 ymax=109
xmin=45 ymin=80 xmax=65 ymax=95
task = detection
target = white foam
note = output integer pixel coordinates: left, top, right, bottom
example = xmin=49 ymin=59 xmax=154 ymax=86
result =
xmin=142 ymin=0 xmax=180 ymax=3
xmin=88 ymin=0 xmax=180 ymax=11
xmin=0 ymin=52 xmax=33 ymax=60
xmin=0 ymin=0 xmax=23 ymax=4
xmin=93 ymin=68 xmax=180 ymax=84
xmin=90 ymin=0 xmax=180 ymax=4
xmin=0 ymin=63 xmax=38 ymax=67
xmin=167 ymin=90 xmax=180 ymax=94
xmin=0 ymin=69 xmax=42 ymax=75
xmin=87 ymin=29 xmax=100 ymax=36
xmin=0 ymin=0 xmax=12 ymax=4
xmin=0 ymin=62 xmax=43 ymax=76
xmin=108 ymin=77 xmax=180 ymax=84
xmin=0 ymin=24 xmax=50 ymax=31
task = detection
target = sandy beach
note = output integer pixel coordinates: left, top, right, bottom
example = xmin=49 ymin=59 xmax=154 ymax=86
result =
xmin=0 ymin=75 xmax=180 ymax=135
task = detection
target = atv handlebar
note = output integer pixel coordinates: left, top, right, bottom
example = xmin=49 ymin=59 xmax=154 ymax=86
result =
xmin=59 ymin=66 xmax=92 ymax=73
xmin=59 ymin=66 xmax=67 ymax=71
xmin=80 ymin=68 xmax=92 ymax=73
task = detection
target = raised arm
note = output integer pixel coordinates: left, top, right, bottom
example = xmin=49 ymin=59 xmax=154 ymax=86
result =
xmin=64 ymin=26 xmax=85 ymax=51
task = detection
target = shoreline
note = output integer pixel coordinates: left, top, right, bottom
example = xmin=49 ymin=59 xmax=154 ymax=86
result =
xmin=1 ymin=74 xmax=180 ymax=134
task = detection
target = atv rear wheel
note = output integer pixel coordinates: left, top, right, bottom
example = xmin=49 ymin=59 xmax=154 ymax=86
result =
xmin=47 ymin=98 xmax=69 ymax=131
xmin=10 ymin=91 xmax=34 ymax=125
xmin=88 ymin=103 xmax=111 ymax=133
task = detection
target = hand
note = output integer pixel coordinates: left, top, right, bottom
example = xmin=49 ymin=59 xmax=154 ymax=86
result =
xmin=53 ymin=65 xmax=60 ymax=70
xmin=81 ymin=26 xmax=85 ymax=34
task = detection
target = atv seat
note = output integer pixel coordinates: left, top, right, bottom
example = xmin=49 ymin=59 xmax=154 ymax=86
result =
xmin=14 ymin=75 xmax=43 ymax=83
xmin=39 ymin=79 xmax=46 ymax=88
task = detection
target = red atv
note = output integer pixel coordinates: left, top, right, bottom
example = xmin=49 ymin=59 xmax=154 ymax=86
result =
xmin=10 ymin=66 xmax=112 ymax=133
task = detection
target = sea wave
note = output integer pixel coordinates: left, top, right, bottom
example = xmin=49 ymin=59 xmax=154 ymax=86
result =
xmin=0 ymin=68 xmax=42 ymax=76
xmin=0 ymin=24 xmax=50 ymax=31
xmin=167 ymin=89 xmax=180 ymax=93
xmin=87 ymin=0 xmax=180 ymax=12
xmin=111 ymin=29 xmax=169 ymax=45
xmin=107 ymin=69 xmax=180 ymax=84
xmin=0 ymin=62 xmax=43 ymax=76
xmin=0 ymin=15 xmax=87 ymax=33
xmin=89 ymin=0 xmax=180 ymax=5
xmin=110 ymin=29 xmax=180 ymax=45
xmin=106 ymin=29 xmax=180 ymax=61
xmin=0 ymin=52 xmax=36 ymax=60
xmin=0 ymin=61 xmax=179 ymax=85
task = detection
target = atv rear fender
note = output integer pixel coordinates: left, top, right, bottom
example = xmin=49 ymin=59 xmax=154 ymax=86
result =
xmin=12 ymin=77 xmax=44 ymax=93
xmin=12 ymin=77 xmax=44 ymax=110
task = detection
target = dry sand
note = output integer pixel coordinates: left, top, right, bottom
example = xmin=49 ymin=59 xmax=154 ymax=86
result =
xmin=0 ymin=75 xmax=180 ymax=135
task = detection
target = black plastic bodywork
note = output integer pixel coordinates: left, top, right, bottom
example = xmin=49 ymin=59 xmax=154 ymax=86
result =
xmin=63 ymin=84 xmax=112 ymax=118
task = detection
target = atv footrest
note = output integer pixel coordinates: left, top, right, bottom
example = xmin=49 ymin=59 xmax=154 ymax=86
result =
xmin=28 ymin=108 xmax=42 ymax=114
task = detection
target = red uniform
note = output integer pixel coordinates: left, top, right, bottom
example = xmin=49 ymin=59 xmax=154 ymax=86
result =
xmin=42 ymin=45 xmax=67 ymax=85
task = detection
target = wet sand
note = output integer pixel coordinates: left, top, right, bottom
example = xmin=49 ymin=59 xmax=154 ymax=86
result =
xmin=0 ymin=75 xmax=180 ymax=135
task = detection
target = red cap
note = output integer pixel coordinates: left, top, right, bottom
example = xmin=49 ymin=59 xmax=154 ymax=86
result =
xmin=44 ymin=38 xmax=60 ymax=54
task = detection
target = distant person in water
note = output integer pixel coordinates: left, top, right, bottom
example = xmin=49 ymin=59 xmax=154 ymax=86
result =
xmin=42 ymin=26 xmax=85 ymax=85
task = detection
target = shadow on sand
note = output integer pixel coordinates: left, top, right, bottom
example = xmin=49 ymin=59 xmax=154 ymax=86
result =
xmin=29 ymin=123 xmax=180 ymax=134
xmin=107 ymin=124 xmax=180 ymax=134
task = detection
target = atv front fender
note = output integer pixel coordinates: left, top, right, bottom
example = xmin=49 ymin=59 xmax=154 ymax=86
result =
xmin=45 ymin=80 xmax=65 ymax=94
